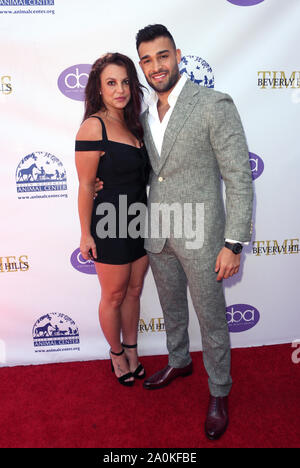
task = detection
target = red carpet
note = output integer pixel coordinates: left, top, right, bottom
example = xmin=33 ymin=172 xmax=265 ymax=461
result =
xmin=0 ymin=343 xmax=299 ymax=448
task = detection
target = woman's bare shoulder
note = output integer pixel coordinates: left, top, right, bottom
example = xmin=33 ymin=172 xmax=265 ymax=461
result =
xmin=76 ymin=116 xmax=103 ymax=141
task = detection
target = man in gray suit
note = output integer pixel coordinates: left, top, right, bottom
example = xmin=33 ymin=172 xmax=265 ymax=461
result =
xmin=136 ymin=24 xmax=253 ymax=440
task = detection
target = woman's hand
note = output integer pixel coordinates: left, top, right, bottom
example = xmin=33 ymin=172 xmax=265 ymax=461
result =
xmin=94 ymin=177 xmax=104 ymax=197
xmin=80 ymin=235 xmax=97 ymax=261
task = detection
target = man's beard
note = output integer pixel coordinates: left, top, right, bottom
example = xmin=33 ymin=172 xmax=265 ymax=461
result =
xmin=147 ymin=66 xmax=181 ymax=94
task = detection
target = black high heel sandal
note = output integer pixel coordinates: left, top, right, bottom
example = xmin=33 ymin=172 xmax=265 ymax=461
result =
xmin=122 ymin=343 xmax=146 ymax=379
xmin=110 ymin=349 xmax=134 ymax=387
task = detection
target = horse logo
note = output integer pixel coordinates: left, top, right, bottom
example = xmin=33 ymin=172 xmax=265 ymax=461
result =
xmin=16 ymin=152 xmax=68 ymax=199
xmin=34 ymin=322 xmax=55 ymax=337
xmin=18 ymin=163 xmax=38 ymax=182
xmin=32 ymin=313 xmax=80 ymax=351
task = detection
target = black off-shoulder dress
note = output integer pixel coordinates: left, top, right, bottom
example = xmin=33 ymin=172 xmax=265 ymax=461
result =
xmin=75 ymin=116 xmax=150 ymax=264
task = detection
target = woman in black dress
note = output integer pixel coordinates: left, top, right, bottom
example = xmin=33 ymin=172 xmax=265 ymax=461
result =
xmin=75 ymin=53 xmax=149 ymax=386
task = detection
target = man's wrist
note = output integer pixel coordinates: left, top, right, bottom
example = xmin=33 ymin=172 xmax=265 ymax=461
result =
xmin=224 ymin=241 xmax=243 ymax=255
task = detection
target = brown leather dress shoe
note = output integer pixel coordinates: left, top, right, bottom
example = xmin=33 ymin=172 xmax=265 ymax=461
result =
xmin=205 ymin=395 xmax=229 ymax=440
xmin=143 ymin=362 xmax=193 ymax=390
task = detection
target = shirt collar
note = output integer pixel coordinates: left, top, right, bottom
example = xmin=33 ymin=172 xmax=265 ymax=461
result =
xmin=147 ymin=74 xmax=187 ymax=113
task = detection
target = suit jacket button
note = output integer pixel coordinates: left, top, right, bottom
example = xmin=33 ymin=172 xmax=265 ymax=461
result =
xmin=158 ymin=176 xmax=164 ymax=182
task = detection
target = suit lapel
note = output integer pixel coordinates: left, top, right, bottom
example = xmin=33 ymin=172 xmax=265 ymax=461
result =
xmin=158 ymin=80 xmax=200 ymax=172
xmin=142 ymin=109 xmax=161 ymax=174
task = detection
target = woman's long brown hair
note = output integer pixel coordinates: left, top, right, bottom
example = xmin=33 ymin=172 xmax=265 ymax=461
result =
xmin=83 ymin=53 xmax=144 ymax=142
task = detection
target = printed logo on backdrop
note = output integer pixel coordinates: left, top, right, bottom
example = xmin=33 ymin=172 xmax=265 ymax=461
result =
xmin=0 ymin=255 xmax=29 ymax=273
xmin=16 ymin=152 xmax=67 ymax=200
xmin=257 ymin=71 xmax=300 ymax=89
xmin=179 ymin=56 xmax=214 ymax=88
xmin=0 ymin=0 xmax=55 ymax=15
xmin=249 ymin=152 xmax=264 ymax=180
xmin=1 ymin=75 xmax=12 ymax=95
xmin=252 ymin=238 xmax=299 ymax=256
xmin=70 ymin=248 xmax=96 ymax=275
xmin=0 ymin=0 xmax=54 ymax=4
xmin=58 ymin=64 xmax=91 ymax=101
xmin=227 ymin=0 xmax=265 ymax=6
xmin=139 ymin=317 xmax=165 ymax=334
xmin=33 ymin=313 xmax=80 ymax=353
xmin=226 ymin=304 xmax=260 ymax=333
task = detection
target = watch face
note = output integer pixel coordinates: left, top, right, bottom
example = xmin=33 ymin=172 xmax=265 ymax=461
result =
xmin=233 ymin=243 xmax=243 ymax=254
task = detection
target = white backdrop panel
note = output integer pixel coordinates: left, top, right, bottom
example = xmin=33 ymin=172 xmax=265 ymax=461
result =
xmin=0 ymin=0 xmax=299 ymax=367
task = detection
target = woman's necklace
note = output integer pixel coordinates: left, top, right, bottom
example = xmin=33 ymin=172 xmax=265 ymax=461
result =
xmin=105 ymin=111 xmax=125 ymax=125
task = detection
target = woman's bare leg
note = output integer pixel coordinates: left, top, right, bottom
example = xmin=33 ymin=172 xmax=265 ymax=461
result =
xmin=120 ymin=255 xmax=149 ymax=373
xmin=94 ymin=261 xmax=133 ymax=382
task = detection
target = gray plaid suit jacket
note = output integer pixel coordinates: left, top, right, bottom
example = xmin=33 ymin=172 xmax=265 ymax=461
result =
xmin=141 ymin=79 xmax=253 ymax=259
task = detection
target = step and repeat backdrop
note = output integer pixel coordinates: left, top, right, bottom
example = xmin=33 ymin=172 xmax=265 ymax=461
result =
xmin=1 ymin=0 xmax=299 ymax=367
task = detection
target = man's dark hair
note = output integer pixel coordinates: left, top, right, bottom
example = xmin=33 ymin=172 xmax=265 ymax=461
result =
xmin=136 ymin=24 xmax=176 ymax=51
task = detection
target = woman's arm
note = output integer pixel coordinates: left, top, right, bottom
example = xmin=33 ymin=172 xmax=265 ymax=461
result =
xmin=75 ymin=118 xmax=104 ymax=259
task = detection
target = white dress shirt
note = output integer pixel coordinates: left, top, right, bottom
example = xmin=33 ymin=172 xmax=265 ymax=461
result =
xmin=147 ymin=74 xmax=187 ymax=156
xmin=147 ymin=75 xmax=245 ymax=246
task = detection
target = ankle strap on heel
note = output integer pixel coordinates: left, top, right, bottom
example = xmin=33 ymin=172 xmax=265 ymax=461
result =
xmin=122 ymin=343 xmax=137 ymax=349
xmin=110 ymin=348 xmax=125 ymax=356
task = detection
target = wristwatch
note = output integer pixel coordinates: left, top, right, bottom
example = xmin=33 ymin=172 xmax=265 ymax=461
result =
xmin=224 ymin=242 xmax=243 ymax=254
